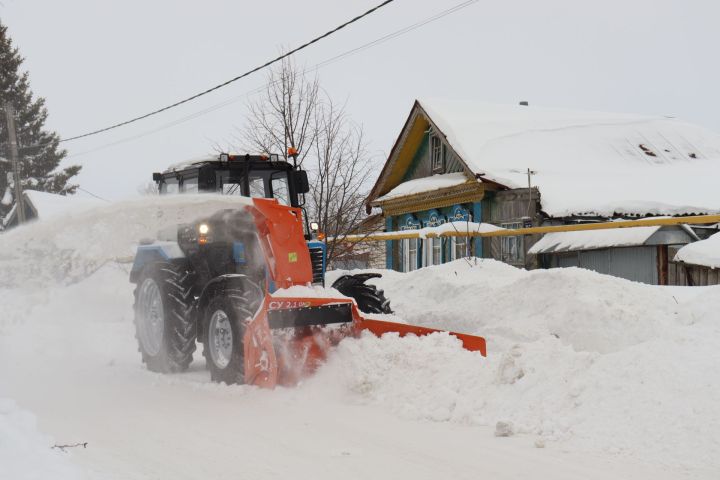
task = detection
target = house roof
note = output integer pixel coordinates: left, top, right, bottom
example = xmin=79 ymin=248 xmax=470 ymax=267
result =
xmin=376 ymin=172 xmax=473 ymax=201
xmin=528 ymin=225 xmax=662 ymax=254
xmin=2 ymin=190 xmax=103 ymax=228
xmin=674 ymin=232 xmax=720 ymax=268
xmin=370 ymin=99 xmax=720 ymax=218
xmin=24 ymin=190 xmax=103 ymax=219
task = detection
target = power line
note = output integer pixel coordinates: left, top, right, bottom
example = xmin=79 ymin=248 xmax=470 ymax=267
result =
xmin=63 ymin=0 xmax=479 ymax=160
xmin=76 ymin=186 xmax=111 ymax=202
xmin=58 ymin=0 xmax=397 ymax=144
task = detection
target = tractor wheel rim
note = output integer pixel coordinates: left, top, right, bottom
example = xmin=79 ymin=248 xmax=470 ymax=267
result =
xmin=138 ymin=278 xmax=164 ymax=356
xmin=209 ymin=310 xmax=233 ymax=369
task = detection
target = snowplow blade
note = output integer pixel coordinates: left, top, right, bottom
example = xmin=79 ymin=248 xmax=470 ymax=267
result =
xmin=356 ymin=318 xmax=487 ymax=356
xmin=243 ymin=295 xmax=486 ymax=389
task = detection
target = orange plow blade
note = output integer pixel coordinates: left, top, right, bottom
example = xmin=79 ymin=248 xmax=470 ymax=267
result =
xmin=356 ymin=318 xmax=487 ymax=356
xmin=243 ymin=295 xmax=487 ymax=389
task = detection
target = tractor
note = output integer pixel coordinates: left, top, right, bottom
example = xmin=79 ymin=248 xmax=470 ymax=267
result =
xmin=129 ymin=153 xmax=486 ymax=387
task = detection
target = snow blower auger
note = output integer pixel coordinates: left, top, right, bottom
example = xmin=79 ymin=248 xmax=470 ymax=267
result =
xmin=129 ymin=153 xmax=486 ymax=387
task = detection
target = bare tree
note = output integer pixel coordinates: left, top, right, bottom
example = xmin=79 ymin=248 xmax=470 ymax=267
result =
xmin=309 ymin=98 xmax=373 ymax=262
xmin=238 ymin=57 xmax=319 ymax=167
xmin=235 ymin=59 xmax=376 ymax=264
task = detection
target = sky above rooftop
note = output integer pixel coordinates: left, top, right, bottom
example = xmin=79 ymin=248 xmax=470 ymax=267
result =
xmin=3 ymin=0 xmax=719 ymax=199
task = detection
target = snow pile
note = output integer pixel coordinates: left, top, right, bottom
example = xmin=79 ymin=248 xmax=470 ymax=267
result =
xmin=674 ymin=232 xmax=720 ymax=268
xmin=376 ymin=172 xmax=473 ymax=201
xmin=322 ymin=261 xmax=720 ymax=470
xmin=0 ymin=399 xmax=83 ymax=480
xmin=1 ymin=198 xmax=718 ymax=476
xmin=417 ymin=99 xmax=720 ymax=217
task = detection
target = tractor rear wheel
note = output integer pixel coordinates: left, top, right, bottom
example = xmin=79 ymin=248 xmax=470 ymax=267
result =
xmin=134 ymin=262 xmax=197 ymax=373
xmin=331 ymin=273 xmax=393 ymax=314
xmin=203 ymin=278 xmax=263 ymax=385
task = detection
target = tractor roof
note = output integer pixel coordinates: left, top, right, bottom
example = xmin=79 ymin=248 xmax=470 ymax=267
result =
xmin=161 ymin=154 xmax=291 ymax=175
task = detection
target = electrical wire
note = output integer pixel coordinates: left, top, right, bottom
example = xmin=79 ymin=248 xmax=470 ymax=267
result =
xmin=62 ymin=0 xmax=479 ymax=160
xmin=76 ymin=186 xmax=111 ymax=202
xmin=58 ymin=0 xmax=396 ymax=144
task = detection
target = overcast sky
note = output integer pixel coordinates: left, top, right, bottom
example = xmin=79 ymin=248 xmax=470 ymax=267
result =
xmin=3 ymin=0 xmax=719 ymax=199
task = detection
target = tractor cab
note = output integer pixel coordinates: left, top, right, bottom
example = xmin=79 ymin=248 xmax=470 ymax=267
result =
xmin=153 ymin=153 xmax=310 ymax=208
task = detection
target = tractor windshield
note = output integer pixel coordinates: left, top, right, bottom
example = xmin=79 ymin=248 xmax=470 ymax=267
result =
xmin=218 ymin=171 xmax=290 ymax=206
xmin=155 ymin=156 xmax=303 ymax=207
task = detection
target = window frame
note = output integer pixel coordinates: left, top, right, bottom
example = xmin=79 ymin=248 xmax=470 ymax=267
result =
xmin=500 ymin=221 xmax=525 ymax=264
xmin=451 ymin=236 xmax=468 ymax=260
xmin=402 ymin=237 xmax=419 ymax=272
xmin=430 ymin=134 xmax=445 ymax=173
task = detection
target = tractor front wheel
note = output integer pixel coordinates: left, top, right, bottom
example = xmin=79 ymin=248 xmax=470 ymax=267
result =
xmin=203 ymin=279 xmax=262 ymax=385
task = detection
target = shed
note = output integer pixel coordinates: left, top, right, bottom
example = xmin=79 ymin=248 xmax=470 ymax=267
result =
xmin=529 ymin=225 xmax=695 ymax=284
xmin=671 ymin=232 xmax=720 ymax=285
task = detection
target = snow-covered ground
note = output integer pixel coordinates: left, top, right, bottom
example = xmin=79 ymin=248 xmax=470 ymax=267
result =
xmin=1 ymin=198 xmax=718 ymax=479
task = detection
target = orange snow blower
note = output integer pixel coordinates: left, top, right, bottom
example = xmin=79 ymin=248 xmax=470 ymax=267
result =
xmin=130 ymin=155 xmax=486 ymax=388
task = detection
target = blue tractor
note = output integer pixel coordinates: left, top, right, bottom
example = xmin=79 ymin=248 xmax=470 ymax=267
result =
xmin=129 ymin=153 xmax=392 ymax=381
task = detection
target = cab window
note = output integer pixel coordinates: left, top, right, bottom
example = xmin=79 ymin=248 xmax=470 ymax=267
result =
xmin=182 ymin=177 xmax=198 ymax=193
xmin=161 ymin=178 xmax=179 ymax=194
xmin=271 ymin=175 xmax=290 ymax=205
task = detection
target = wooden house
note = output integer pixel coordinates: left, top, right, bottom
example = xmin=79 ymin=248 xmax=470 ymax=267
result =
xmin=365 ymin=99 xmax=720 ymax=284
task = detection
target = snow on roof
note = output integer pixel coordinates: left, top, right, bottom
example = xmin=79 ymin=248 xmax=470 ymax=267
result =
xmin=528 ymin=225 xmax=661 ymax=254
xmin=377 ymin=172 xmax=471 ymax=201
xmin=24 ymin=190 xmax=104 ymax=220
xmin=164 ymin=155 xmax=216 ymax=172
xmin=674 ymin=232 xmax=720 ymax=268
xmin=418 ymin=99 xmax=720 ymax=217
xmin=335 ymin=220 xmax=504 ymax=242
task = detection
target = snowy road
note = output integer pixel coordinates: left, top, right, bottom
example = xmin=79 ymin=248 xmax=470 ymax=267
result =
xmin=1 ymin=198 xmax=718 ymax=479
xmin=0 ymin=309 xmax=698 ymax=480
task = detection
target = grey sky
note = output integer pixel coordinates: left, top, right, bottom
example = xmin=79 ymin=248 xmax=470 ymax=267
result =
xmin=3 ymin=0 xmax=719 ymax=199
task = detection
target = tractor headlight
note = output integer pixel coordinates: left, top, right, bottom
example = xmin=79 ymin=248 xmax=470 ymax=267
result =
xmin=310 ymin=222 xmax=319 ymax=232
xmin=198 ymin=223 xmax=210 ymax=235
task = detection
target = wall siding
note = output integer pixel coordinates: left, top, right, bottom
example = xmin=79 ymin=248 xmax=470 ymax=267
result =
xmin=402 ymin=132 xmax=465 ymax=182
xmin=545 ymin=246 xmax=659 ymax=284
xmin=483 ymin=189 xmax=542 ymax=269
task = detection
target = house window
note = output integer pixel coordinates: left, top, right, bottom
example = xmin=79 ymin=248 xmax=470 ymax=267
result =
xmin=500 ymin=222 xmax=524 ymax=264
xmin=401 ymin=238 xmax=419 ymax=272
xmin=423 ymin=238 xmax=442 ymax=266
xmin=430 ymin=135 xmax=444 ymax=173
xmin=452 ymin=236 xmax=468 ymax=260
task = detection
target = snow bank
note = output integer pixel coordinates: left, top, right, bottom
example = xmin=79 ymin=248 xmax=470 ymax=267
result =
xmin=675 ymin=232 xmax=720 ymax=268
xmin=0 ymin=399 xmax=83 ymax=480
xmin=1 ymin=197 xmax=718 ymax=476
xmin=322 ymin=261 xmax=720 ymax=470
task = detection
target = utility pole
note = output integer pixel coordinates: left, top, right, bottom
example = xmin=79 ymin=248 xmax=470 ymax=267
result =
xmin=525 ymin=168 xmax=536 ymax=219
xmin=4 ymin=101 xmax=25 ymax=224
